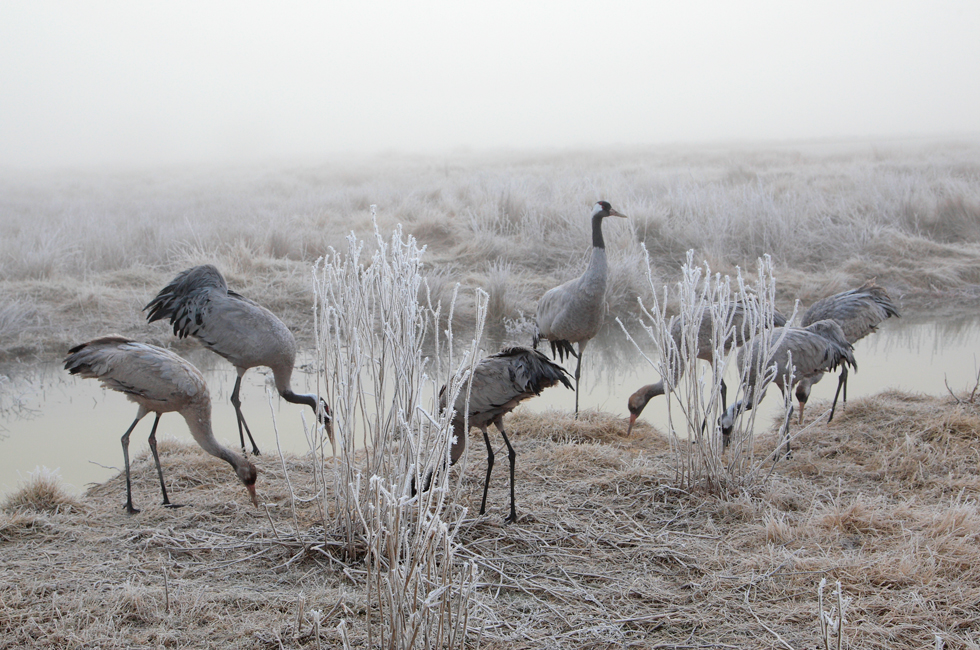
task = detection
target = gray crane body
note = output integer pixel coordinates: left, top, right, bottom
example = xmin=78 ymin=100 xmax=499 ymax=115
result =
xmin=144 ymin=265 xmax=331 ymax=455
xmin=794 ymin=280 xmax=899 ymax=421
xmin=64 ymin=335 xmax=258 ymax=513
xmin=534 ymin=201 xmax=627 ymax=414
xmin=627 ymin=306 xmax=787 ymax=434
xmin=434 ymin=346 xmax=572 ymax=522
xmin=721 ymin=319 xmax=856 ymax=457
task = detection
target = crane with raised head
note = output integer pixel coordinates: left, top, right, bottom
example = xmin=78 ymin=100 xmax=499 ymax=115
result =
xmin=534 ymin=201 xmax=627 ymax=415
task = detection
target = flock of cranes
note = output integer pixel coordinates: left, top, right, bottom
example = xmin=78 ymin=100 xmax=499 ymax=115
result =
xmin=63 ymin=201 xmax=900 ymax=522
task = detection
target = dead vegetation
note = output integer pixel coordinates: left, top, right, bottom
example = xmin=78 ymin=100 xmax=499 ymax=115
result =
xmin=4 ymin=141 xmax=980 ymax=360
xmin=2 ymin=390 xmax=979 ymax=648
xmin=3 ymin=142 xmax=980 ymax=647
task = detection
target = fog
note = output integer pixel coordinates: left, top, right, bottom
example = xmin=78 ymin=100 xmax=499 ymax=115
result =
xmin=2 ymin=1 xmax=979 ymax=169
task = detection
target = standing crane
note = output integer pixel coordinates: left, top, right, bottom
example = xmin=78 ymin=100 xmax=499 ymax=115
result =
xmin=626 ymin=306 xmax=787 ymax=435
xmin=144 ymin=265 xmax=331 ymax=456
xmin=64 ymin=335 xmax=259 ymax=514
xmin=794 ymin=279 xmax=900 ymax=423
xmin=423 ymin=346 xmax=572 ymax=523
xmin=534 ymin=201 xmax=627 ymax=415
xmin=720 ymin=319 xmax=856 ymax=458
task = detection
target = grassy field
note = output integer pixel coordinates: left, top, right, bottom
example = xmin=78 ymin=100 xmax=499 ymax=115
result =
xmin=2 ymin=139 xmax=980 ymax=359
xmin=2 ymin=392 xmax=980 ymax=648
xmin=2 ymin=140 xmax=980 ymax=648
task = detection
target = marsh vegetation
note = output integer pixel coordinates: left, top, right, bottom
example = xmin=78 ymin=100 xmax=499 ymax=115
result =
xmin=2 ymin=140 xmax=980 ymax=648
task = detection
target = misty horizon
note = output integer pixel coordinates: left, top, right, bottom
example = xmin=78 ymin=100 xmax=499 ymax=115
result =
xmin=2 ymin=1 xmax=979 ymax=169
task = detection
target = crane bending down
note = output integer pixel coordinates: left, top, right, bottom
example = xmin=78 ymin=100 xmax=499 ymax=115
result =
xmin=720 ymin=320 xmax=856 ymax=458
xmin=534 ymin=201 xmax=627 ymax=415
xmin=144 ymin=265 xmax=331 ymax=456
xmin=626 ymin=307 xmax=787 ymax=435
xmin=64 ymin=335 xmax=258 ymax=514
xmin=794 ymin=280 xmax=900 ymax=423
xmin=424 ymin=346 xmax=572 ymax=523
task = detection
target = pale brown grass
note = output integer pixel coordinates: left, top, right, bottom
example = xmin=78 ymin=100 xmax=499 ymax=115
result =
xmin=4 ymin=141 xmax=980 ymax=360
xmin=2 ymin=467 xmax=84 ymax=514
xmin=2 ymin=390 xmax=978 ymax=648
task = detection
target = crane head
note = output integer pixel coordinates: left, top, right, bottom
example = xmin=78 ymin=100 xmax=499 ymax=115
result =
xmin=317 ymin=397 xmax=334 ymax=442
xmin=794 ymin=382 xmax=810 ymax=425
xmin=718 ymin=405 xmax=736 ymax=446
xmin=593 ymin=201 xmax=628 ymax=219
xmin=626 ymin=393 xmax=647 ymax=436
xmin=235 ymin=458 xmax=259 ymax=507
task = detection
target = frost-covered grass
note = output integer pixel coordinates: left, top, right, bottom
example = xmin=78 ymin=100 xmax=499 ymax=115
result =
xmin=1 ymin=139 xmax=979 ymax=359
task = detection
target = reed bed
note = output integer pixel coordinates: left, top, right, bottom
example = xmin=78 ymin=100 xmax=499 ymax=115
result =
xmin=2 ymin=390 xmax=979 ymax=648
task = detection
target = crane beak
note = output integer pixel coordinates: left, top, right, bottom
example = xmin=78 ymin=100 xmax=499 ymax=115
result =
xmin=246 ymin=484 xmax=258 ymax=508
xmin=797 ymin=401 xmax=805 ymax=425
xmin=608 ymin=208 xmax=628 ymax=219
xmin=627 ymin=413 xmax=637 ymax=436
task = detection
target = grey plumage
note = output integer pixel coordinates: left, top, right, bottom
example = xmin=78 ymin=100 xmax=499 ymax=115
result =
xmin=626 ymin=306 xmax=787 ymax=435
xmin=437 ymin=346 xmax=572 ymax=522
xmin=64 ymin=335 xmax=258 ymax=513
xmin=144 ymin=265 xmax=331 ymax=455
xmin=720 ymin=319 xmax=857 ymax=457
xmin=534 ymin=201 xmax=627 ymax=415
xmin=794 ymin=280 xmax=900 ymax=422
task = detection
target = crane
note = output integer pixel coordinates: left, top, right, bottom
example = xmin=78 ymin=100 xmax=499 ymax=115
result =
xmin=794 ymin=279 xmax=899 ymax=422
xmin=534 ymin=201 xmax=627 ymax=415
xmin=720 ymin=319 xmax=856 ymax=458
xmin=626 ymin=306 xmax=787 ymax=435
xmin=422 ymin=346 xmax=572 ymax=523
xmin=144 ymin=265 xmax=331 ymax=456
xmin=64 ymin=335 xmax=259 ymax=513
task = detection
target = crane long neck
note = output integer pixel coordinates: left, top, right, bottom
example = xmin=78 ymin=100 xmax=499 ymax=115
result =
xmin=643 ymin=382 xmax=666 ymax=403
xmin=591 ymin=213 xmax=606 ymax=249
xmin=282 ymin=389 xmax=317 ymax=411
xmin=181 ymin=407 xmax=242 ymax=471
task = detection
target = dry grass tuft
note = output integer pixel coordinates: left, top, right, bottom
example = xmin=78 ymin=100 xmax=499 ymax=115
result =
xmin=508 ymin=408 xmax=631 ymax=444
xmin=3 ymin=467 xmax=84 ymax=514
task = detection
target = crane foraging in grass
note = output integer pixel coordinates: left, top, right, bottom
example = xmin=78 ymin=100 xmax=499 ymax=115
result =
xmin=533 ymin=201 xmax=627 ymax=415
xmin=64 ymin=335 xmax=259 ymax=514
xmin=793 ymin=280 xmax=900 ymax=423
xmin=421 ymin=346 xmax=572 ymax=523
xmin=144 ymin=265 xmax=331 ymax=456
xmin=720 ymin=319 xmax=857 ymax=458
xmin=626 ymin=306 xmax=787 ymax=435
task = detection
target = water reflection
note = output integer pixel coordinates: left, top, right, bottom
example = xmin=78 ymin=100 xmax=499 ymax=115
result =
xmin=1 ymin=317 xmax=979 ymax=500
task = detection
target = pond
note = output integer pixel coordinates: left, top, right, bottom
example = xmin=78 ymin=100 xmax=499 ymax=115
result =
xmin=1 ymin=316 xmax=978 ymax=501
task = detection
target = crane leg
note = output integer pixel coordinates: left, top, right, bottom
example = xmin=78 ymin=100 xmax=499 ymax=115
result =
xmin=573 ymin=356 xmax=582 ymax=416
xmin=498 ymin=425 xmax=518 ymax=523
xmin=828 ymin=366 xmax=848 ymax=423
xmin=572 ymin=342 xmax=586 ymax=417
xmin=231 ymin=375 xmax=261 ymax=456
xmin=479 ymin=426 xmax=494 ymax=516
xmin=120 ymin=414 xmax=146 ymax=515
xmin=147 ymin=414 xmax=184 ymax=509
xmin=699 ymin=378 xmax=730 ymax=446
xmin=781 ymin=404 xmax=794 ymax=459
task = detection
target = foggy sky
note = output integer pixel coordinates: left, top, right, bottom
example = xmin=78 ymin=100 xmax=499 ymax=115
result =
xmin=2 ymin=1 xmax=979 ymax=169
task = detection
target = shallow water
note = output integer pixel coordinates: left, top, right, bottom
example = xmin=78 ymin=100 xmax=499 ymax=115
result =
xmin=1 ymin=317 xmax=978 ymax=500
